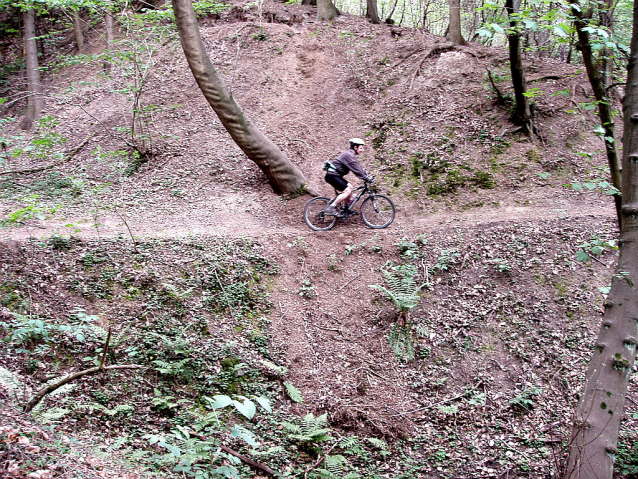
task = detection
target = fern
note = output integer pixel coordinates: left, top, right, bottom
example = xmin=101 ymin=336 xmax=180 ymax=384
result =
xmin=388 ymin=323 xmax=415 ymax=361
xmin=365 ymin=437 xmax=388 ymax=449
xmin=77 ymin=402 xmax=135 ymax=416
xmin=369 ymin=261 xmax=424 ymax=316
xmin=153 ymin=358 xmax=191 ymax=377
xmin=36 ymin=406 xmax=72 ymax=423
xmin=338 ymin=436 xmax=360 ymax=449
xmin=325 ymin=454 xmax=347 ymax=474
xmin=147 ymin=332 xmax=191 ymax=355
xmin=260 ymin=359 xmax=288 ymax=377
xmin=0 ymin=365 xmax=23 ymax=395
xmin=250 ymin=445 xmax=287 ymax=457
xmin=161 ymin=283 xmax=194 ymax=300
xmin=284 ymin=381 xmax=303 ymax=403
xmin=107 ymin=436 xmax=129 ymax=451
xmin=283 ymin=413 xmax=332 ymax=443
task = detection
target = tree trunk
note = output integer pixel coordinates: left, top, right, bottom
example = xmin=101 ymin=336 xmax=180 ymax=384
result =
xmin=599 ymin=0 xmax=615 ymax=90
xmin=105 ymin=10 xmax=114 ymax=45
xmin=103 ymin=10 xmax=115 ymax=71
xmin=20 ymin=9 xmax=43 ymax=131
xmin=571 ymin=0 xmax=622 ymax=228
xmin=446 ymin=0 xmax=466 ymax=45
xmin=565 ymin=7 xmax=638 ymax=478
xmin=366 ymin=0 xmax=380 ymax=24
xmin=171 ymin=0 xmax=309 ymax=195
xmin=316 ymin=0 xmax=339 ymax=22
xmin=505 ymin=0 xmax=535 ymax=139
xmin=73 ymin=9 xmax=84 ymax=52
xmin=385 ymin=0 xmax=398 ymax=24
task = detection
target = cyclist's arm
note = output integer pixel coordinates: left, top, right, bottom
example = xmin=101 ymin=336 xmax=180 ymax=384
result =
xmin=345 ymin=156 xmax=367 ymax=179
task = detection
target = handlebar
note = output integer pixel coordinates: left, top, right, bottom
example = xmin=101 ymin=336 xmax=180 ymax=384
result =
xmin=365 ymin=175 xmax=375 ymax=183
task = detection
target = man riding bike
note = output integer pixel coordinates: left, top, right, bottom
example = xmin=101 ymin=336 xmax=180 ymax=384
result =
xmin=324 ymin=138 xmax=369 ymax=217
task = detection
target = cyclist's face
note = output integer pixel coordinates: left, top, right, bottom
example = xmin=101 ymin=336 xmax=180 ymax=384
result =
xmin=354 ymin=145 xmax=364 ymax=155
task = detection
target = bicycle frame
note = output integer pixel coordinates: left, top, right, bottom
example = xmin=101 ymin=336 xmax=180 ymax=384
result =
xmin=332 ymin=183 xmax=369 ymax=211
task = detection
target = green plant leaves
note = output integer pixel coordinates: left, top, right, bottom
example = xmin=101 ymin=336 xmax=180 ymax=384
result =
xmin=232 ymin=398 xmax=256 ymax=420
xmin=284 ymin=382 xmax=303 ymax=403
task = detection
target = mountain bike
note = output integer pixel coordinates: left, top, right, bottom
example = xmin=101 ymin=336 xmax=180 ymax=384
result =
xmin=303 ymin=176 xmax=395 ymax=231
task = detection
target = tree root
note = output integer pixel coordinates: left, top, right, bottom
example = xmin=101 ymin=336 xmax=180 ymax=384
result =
xmin=408 ymin=42 xmax=457 ymax=89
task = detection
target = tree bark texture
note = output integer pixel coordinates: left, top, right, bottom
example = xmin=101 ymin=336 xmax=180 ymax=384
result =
xmin=565 ymin=3 xmax=638 ymax=478
xmin=366 ymin=0 xmax=380 ymax=24
xmin=171 ymin=0 xmax=308 ymax=195
xmin=105 ymin=10 xmax=114 ymax=44
xmin=571 ymin=0 xmax=622 ymax=227
xmin=316 ymin=0 xmax=339 ymax=22
xmin=446 ymin=0 xmax=466 ymax=45
xmin=73 ymin=9 xmax=84 ymax=52
xmin=505 ymin=0 xmax=534 ymax=138
xmin=599 ymin=0 xmax=615 ymax=90
xmin=20 ymin=9 xmax=43 ymax=131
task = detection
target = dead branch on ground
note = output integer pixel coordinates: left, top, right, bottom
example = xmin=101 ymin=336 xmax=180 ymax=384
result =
xmin=0 ymin=134 xmax=95 ymax=177
xmin=24 ymin=326 xmax=145 ymax=412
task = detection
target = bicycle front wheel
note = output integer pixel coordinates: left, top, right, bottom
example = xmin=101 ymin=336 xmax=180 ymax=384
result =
xmin=361 ymin=194 xmax=395 ymax=229
xmin=304 ymin=197 xmax=338 ymax=231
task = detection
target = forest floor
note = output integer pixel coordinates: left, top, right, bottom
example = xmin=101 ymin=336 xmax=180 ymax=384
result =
xmin=0 ymin=1 xmax=636 ymax=478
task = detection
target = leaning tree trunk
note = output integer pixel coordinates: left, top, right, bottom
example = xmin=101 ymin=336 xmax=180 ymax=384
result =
xmin=571 ymin=0 xmax=622 ymax=228
xmin=171 ymin=0 xmax=309 ymax=195
xmin=445 ymin=0 xmax=466 ymax=45
xmin=385 ymin=0 xmax=398 ymax=24
xmin=505 ymin=0 xmax=535 ymax=139
xmin=565 ymin=3 xmax=638 ymax=477
xmin=316 ymin=0 xmax=339 ymax=22
xmin=72 ymin=9 xmax=84 ymax=52
xmin=366 ymin=0 xmax=380 ymax=24
xmin=20 ymin=9 xmax=43 ymax=131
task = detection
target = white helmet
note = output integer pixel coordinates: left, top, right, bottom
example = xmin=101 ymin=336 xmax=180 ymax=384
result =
xmin=349 ymin=138 xmax=365 ymax=147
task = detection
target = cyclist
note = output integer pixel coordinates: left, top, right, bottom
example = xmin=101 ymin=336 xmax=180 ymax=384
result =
xmin=324 ymin=138 xmax=369 ymax=216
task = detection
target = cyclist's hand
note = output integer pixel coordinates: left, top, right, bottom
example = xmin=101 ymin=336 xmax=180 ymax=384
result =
xmin=364 ymin=175 xmax=375 ymax=183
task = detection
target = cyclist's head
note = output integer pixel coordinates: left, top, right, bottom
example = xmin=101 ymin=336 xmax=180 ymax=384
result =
xmin=349 ymin=138 xmax=365 ymax=151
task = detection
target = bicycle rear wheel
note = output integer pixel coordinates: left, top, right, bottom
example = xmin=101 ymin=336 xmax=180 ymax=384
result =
xmin=304 ymin=197 xmax=338 ymax=231
xmin=361 ymin=194 xmax=395 ymax=229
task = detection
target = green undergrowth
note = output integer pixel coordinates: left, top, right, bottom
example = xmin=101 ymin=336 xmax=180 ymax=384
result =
xmin=0 ymin=235 xmax=391 ymax=478
xmin=369 ymin=119 xmax=505 ymax=200
xmin=364 ymin=218 xmax=631 ymax=477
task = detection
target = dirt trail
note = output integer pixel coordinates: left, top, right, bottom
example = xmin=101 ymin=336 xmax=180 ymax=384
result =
xmin=0 ymin=194 xmax=615 ymax=243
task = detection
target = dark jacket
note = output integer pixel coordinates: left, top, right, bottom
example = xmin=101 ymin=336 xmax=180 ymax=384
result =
xmin=331 ymin=149 xmax=367 ymax=179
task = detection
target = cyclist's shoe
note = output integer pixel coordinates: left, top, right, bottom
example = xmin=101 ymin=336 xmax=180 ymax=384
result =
xmin=324 ymin=205 xmax=339 ymax=216
xmin=340 ymin=210 xmax=358 ymax=219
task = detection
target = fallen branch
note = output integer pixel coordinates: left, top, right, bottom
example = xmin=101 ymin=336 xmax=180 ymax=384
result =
xmin=187 ymin=430 xmax=277 ymax=476
xmin=24 ymin=326 xmax=145 ymax=412
xmin=0 ymin=134 xmax=95 ymax=177
xmin=220 ymin=445 xmax=277 ymax=476
xmin=25 ymin=364 xmax=145 ymax=413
